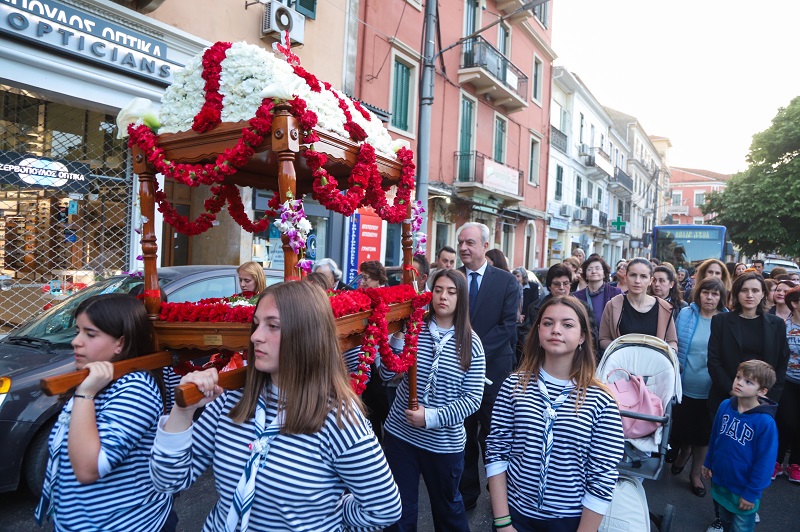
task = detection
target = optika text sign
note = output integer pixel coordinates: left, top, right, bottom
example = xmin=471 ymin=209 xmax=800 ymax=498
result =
xmin=1 ymin=0 xmax=180 ymax=85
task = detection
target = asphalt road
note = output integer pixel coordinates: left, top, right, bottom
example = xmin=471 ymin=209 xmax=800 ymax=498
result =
xmin=3 ymin=459 xmax=798 ymax=531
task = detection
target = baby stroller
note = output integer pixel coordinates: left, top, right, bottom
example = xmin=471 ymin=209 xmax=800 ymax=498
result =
xmin=597 ymin=334 xmax=682 ymax=532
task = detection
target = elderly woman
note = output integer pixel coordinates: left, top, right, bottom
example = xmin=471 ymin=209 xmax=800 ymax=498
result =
xmin=312 ymin=258 xmax=349 ymax=290
xmin=572 ymin=256 xmax=622 ymax=327
xmin=672 ymin=277 xmax=728 ymax=497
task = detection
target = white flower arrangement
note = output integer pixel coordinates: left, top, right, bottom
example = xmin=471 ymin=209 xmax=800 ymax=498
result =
xmin=154 ymin=42 xmax=397 ymax=158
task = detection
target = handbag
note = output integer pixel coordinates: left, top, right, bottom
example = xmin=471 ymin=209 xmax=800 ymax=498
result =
xmin=606 ymin=368 xmax=664 ymax=439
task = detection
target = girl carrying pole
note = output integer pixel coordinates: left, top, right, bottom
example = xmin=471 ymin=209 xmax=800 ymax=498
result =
xmin=150 ymin=281 xmax=401 ymax=531
xmin=381 ymin=269 xmax=486 ymax=531
xmin=34 ymin=293 xmax=173 ymax=531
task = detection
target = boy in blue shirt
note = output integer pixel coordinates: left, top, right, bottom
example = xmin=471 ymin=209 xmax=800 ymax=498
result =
xmin=703 ymin=360 xmax=778 ymax=532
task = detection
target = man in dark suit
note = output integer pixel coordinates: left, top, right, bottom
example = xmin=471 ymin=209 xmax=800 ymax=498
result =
xmin=456 ymin=222 xmax=519 ymax=509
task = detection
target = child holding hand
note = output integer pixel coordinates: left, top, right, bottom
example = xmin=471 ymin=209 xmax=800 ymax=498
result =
xmin=703 ymin=360 xmax=779 ymax=532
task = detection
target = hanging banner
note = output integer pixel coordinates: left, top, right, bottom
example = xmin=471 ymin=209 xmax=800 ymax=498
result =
xmin=0 ymin=150 xmax=90 ymax=192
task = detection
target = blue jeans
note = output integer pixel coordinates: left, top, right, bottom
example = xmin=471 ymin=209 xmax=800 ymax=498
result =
xmin=383 ymin=432 xmax=470 ymax=532
xmin=718 ymin=505 xmax=756 ymax=532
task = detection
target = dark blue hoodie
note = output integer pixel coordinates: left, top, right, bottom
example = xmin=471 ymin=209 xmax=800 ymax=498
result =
xmin=704 ymin=396 xmax=778 ymax=507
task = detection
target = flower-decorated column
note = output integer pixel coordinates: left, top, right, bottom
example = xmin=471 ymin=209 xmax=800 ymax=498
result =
xmin=131 ymin=145 xmax=161 ymax=318
xmin=272 ymin=103 xmax=301 ymax=280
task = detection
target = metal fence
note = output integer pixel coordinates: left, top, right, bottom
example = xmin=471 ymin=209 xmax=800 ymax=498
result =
xmin=0 ymin=85 xmax=133 ymax=331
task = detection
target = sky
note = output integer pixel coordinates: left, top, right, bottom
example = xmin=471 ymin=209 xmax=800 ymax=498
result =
xmin=551 ymin=0 xmax=800 ymax=175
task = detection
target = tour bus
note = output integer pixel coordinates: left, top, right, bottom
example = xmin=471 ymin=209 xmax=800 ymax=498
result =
xmin=652 ymin=224 xmax=732 ymax=270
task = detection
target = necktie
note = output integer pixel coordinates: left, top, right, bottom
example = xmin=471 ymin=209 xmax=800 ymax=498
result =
xmin=536 ymin=375 xmax=575 ymax=510
xmin=35 ymin=399 xmax=74 ymax=525
xmin=469 ymin=271 xmax=479 ymax=309
xmin=424 ymin=321 xmax=455 ymax=404
xmin=226 ymin=395 xmax=284 ymax=532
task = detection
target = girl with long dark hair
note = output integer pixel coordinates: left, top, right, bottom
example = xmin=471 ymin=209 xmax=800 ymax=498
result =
xmin=35 ymin=294 xmax=172 ymax=531
xmin=381 ymin=269 xmax=486 ymax=531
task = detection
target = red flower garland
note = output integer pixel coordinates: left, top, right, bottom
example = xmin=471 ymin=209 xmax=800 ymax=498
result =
xmin=370 ymin=289 xmax=431 ymax=374
xmin=309 ymin=143 xmax=379 ymax=217
xmin=193 ymin=42 xmax=233 ymax=133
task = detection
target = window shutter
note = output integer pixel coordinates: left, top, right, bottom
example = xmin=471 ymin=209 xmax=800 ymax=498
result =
xmin=391 ymin=61 xmax=410 ymax=131
xmin=294 ymin=0 xmax=317 ymax=20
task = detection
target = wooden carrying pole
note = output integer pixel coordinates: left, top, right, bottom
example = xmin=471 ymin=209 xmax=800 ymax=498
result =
xmin=41 ymin=351 xmax=173 ymax=396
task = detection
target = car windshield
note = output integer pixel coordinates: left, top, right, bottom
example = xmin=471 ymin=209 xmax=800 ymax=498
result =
xmin=9 ymin=276 xmax=159 ymax=346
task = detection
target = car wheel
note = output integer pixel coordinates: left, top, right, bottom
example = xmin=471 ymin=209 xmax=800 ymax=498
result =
xmin=23 ymin=419 xmax=55 ymax=497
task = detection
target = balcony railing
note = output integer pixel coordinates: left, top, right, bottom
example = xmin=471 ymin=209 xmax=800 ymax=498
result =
xmin=454 ymin=150 xmax=523 ymax=201
xmin=459 ymin=36 xmax=528 ymax=112
xmin=608 ymin=167 xmax=634 ymax=196
xmin=551 ymin=126 xmax=568 ymax=154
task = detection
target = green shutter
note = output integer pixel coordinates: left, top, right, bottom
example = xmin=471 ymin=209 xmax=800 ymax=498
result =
xmin=391 ymin=61 xmax=410 ymax=131
xmin=556 ymin=165 xmax=563 ymax=200
xmin=294 ymin=0 xmax=317 ymax=20
xmin=494 ymin=117 xmax=506 ymax=163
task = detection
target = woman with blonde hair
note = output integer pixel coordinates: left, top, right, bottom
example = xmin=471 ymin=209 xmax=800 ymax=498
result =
xmin=485 ymin=296 xmax=624 ymax=531
xmin=151 ymin=281 xmax=401 ymax=531
xmin=237 ymin=261 xmax=267 ymax=296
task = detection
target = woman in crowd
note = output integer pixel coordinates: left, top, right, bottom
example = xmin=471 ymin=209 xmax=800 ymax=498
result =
xmin=610 ymin=259 xmax=629 ymax=292
xmin=486 ymin=249 xmax=511 ymax=272
xmin=671 ymin=277 xmax=728 ymax=497
xmin=707 ymin=272 xmax=789 ymax=430
xmin=693 ymin=259 xmax=732 ymax=298
xmin=764 ymin=279 xmax=778 ymax=312
xmin=562 ymin=257 xmax=586 ymax=292
xmin=676 ymin=267 xmax=692 ymax=299
xmin=572 ymin=256 xmax=622 ymax=327
xmin=599 ymin=258 xmax=678 ymax=351
xmin=513 ymin=267 xmax=540 ymax=359
xmin=485 ymin=296 xmax=624 ymax=531
xmin=733 ymin=262 xmax=747 ymax=279
xmin=237 ymin=261 xmax=267 ymax=297
xmin=360 ymin=260 xmax=388 ymax=288
xmin=381 ymin=269 xmax=486 ymax=531
xmin=650 ymin=266 xmax=688 ymax=322
xmin=769 ymin=279 xmax=796 ymax=321
xmin=35 ymin=294 xmax=173 ymax=531
xmin=150 ymin=281 xmax=401 ymax=531
xmin=775 ymin=286 xmax=800 ymax=482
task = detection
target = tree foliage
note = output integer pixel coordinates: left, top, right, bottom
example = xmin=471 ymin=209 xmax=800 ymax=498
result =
xmin=702 ymin=96 xmax=800 ymax=257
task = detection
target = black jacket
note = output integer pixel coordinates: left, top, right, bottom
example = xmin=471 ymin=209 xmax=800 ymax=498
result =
xmin=707 ymin=312 xmax=790 ymax=414
xmin=460 ymin=264 xmax=519 ymax=396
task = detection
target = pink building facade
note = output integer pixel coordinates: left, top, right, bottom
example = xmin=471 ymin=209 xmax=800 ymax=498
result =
xmin=666 ymin=168 xmax=731 ymax=225
xmin=354 ymin=0 xmax=554 ymax=269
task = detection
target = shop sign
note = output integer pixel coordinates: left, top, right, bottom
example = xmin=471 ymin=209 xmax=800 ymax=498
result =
xmin=549 ymin=216 xmax=569 ymax=231
xmin=0 ymin=150 xmax=90 ymax=192
xmin=482 ymin=159 xmax=520 ymax=197
xmin=0 ymin=0 xmax=179 ymax=85
xmin=345 ymin=208 xmax=383 ymax=284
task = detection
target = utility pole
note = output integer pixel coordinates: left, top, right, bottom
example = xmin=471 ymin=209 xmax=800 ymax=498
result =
xmin=415 ymin=0 xmax=546 ymax=247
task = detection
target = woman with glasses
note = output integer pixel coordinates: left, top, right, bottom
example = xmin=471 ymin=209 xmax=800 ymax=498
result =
xmin=572 ymin=256 xmax=622 ymax=327
xmin=599 ymin=258 xmax=678 ymax=351
xmin=610 ymin=260 xmax=629 ymax=293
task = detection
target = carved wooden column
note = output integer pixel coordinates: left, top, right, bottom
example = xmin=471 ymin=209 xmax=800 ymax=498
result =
xmin=132 ymin=145 xmax=160 ymax=318
xmin=402 ymin=202 xmax=418 ymax=410
xmin=271 ymin=103 xmax=300 ymax=281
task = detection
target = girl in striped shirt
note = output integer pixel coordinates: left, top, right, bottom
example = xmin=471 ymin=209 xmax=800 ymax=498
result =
xmin=34 ymin=294 xmax=173 ymax=531
xmin=381 ymin=269 xmax=486 ymax=531
xmin=486 ymin=296 xmax=624 ymax=532
xmin=150 ymin=281 xmax=401 ymax=531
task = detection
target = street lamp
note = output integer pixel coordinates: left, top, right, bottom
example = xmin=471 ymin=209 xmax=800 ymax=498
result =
xmin=415 ymin=0 xmax=547 ymax=244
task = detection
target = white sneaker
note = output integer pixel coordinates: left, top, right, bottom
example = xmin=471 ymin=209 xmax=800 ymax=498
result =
xmin=706 ymin=518 xmax=723 ymax=532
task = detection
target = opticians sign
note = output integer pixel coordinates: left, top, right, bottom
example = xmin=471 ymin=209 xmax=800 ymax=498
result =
xmin=0 ymin=0 xmax=180 ymax=85
xmin=0 ymin=150 xmax=90 ymax=193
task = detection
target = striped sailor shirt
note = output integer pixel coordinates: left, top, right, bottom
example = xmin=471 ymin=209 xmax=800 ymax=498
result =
xmin=150 ymin=386 xmax=402 ymax=531
xmin=381 ymin=324 xmax=485 ymax=453
xmin=44 ymin=371 xmax=172 ymax=532
xmin=485 ymin=370 xmax=625 ymax=519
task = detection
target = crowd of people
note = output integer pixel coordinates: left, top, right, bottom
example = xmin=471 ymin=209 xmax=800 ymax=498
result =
xmin=33 ymin=224 xmax=800 ymax=532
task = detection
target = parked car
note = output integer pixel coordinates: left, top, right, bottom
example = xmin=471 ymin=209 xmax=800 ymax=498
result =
xmin=0 ymin=265 xmax=282 ymax=495
xmin=762 ymin=258 xmax=800 ymax=277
